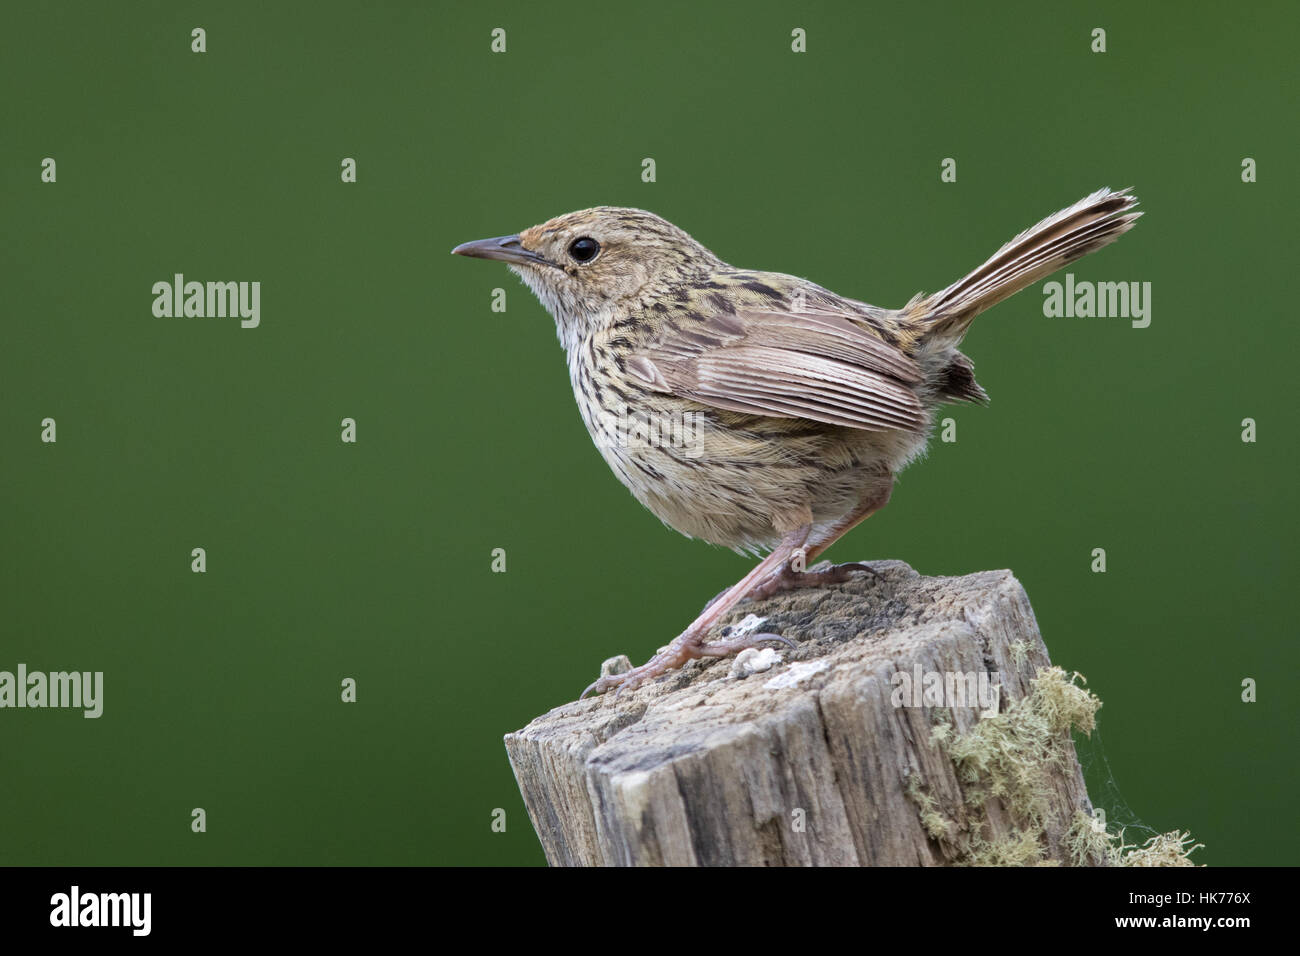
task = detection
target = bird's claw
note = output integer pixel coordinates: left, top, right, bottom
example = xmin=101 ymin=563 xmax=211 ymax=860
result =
xmin=580 ymin=630 xmax=796 ymax=699
xmin=748 ymin=560 xmax=881 ymax=602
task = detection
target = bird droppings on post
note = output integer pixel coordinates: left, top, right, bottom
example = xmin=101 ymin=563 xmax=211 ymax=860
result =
xmin=599 ymin=655 xmax=633 ymax=679
xmin=762 ymin=658 xmax=831 ymax=690
xmin=728 ymin=646 xmax=781 ymax=679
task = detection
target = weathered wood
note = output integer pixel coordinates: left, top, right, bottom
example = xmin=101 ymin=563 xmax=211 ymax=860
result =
xmin=505 ymin=560 xmax=1103 ymax=866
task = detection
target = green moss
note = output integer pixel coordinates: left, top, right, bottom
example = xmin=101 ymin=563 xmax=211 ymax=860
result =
xmin=1009 ymin=640 xmax=1030 ymax=670
xmin=1066 ymin=808 xmax=1118 ymax=867
xmin=904 ymin=774 xmax=954 ymax=841
xmin=943 ymin=667 xmax=1099 ymax=834
xmin=911 ymin=666 xmax=1201 ymax=866
xmin=964 ymin=825 xmax=1050 ymax=867
xmin=1067 ymin=810 xmax=1203 ymax=867
xmin=1122 ymin=830 xmax=1204 ymax=867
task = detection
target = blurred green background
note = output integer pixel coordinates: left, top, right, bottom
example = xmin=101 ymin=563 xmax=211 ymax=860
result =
xmin=1 ymin=0 xmax=1295 ymax=866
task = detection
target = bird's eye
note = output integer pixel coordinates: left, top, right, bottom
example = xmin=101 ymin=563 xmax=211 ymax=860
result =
xmin=568 ymin=237 xmax=600 ymax=263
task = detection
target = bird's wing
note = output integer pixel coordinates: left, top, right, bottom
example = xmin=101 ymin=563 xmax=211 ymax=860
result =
xmin=626 ymin=308 xmax=925 ymax=431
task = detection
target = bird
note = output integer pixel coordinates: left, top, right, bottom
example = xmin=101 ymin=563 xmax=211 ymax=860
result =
xmin=453 ymin=188 xmax=1140 ymax=697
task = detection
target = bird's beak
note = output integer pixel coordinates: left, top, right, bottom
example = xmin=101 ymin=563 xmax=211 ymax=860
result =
xmin=451 ymin=234 xmax=553 ymax=268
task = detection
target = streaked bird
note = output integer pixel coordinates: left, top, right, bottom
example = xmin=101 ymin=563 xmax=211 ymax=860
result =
xmin=453 ymin=188 xmax=1140 ymax=696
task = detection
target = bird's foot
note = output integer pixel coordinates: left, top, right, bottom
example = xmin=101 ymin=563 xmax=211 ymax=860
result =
xmin=581 ymin=629 xmax=795 ymax=699
xmin=747 ymin=559 xmax=881 ymax=602
xmin=702 ymin=559 xmax=881 ymax=612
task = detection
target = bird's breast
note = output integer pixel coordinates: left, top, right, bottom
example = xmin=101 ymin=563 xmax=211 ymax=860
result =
xmin=563 ymin=330 xmax=922 ymax=552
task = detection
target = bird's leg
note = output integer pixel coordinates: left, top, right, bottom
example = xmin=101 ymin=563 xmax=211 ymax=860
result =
xmin=747 ymin=481 xmax=894 ymax=602
xmin=699 ymin=551 xmax=877 ymax=612
xmin=583 ymin=523 xmax=811 ymax=698
xmin=746 ymin=555 xmax=881 ymax=602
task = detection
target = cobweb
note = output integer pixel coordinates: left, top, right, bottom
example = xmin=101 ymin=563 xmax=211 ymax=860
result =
xmin=1074 ymin=723 xmax=1162 ymax=844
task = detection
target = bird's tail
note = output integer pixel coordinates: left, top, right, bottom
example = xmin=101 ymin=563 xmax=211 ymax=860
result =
xmin=915 ymin=187 xmax=1140 ymax=346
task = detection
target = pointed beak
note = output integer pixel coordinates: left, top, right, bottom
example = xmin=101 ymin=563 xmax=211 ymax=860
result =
xmin=451 ymin=234 xmax=554 ymax=268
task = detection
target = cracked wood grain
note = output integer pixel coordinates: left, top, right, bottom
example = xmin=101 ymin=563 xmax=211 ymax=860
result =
xmin=504 ymin=560 xmax=1097 ymax=866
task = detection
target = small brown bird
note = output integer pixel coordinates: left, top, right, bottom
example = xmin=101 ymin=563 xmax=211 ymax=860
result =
xmin=453 ymin=189 xmax=1139 ymax=697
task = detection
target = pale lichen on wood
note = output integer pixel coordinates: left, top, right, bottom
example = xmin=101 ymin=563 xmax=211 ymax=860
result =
xmin=504 ymin=560 xmax=1193 ymax=866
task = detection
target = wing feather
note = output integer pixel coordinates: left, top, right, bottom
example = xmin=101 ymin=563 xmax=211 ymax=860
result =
xmin=628 ymin=305 xmax=925 ymax=432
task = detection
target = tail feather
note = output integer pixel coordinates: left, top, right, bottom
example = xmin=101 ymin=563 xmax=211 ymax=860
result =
xmin=918 ymin=187 xmax=1140 ymax=345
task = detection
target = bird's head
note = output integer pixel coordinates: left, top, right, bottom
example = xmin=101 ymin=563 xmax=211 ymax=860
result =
xmin=452 ymin=207 xmax=722 ymax=346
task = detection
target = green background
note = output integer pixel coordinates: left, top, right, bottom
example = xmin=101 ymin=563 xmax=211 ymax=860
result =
xmin=2 ymin=0 xmax=1295 ymax=866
